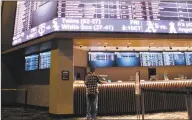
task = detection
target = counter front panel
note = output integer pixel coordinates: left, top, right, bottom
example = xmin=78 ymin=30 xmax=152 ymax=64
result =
xmin=74 ymin=80 xmax=192 ymax=115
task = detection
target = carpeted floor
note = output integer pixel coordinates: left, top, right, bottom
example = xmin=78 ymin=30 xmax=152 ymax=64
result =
xmin=1 ymin=107 xmax=189 ymax=120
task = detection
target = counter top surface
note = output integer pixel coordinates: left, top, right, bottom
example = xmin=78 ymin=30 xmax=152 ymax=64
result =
xmin=74 ymin=79 xmax=192 ymax=85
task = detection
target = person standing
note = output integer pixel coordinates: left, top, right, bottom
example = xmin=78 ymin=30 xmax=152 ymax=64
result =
xmin=84 ymin=67 xmax=107 ymax=120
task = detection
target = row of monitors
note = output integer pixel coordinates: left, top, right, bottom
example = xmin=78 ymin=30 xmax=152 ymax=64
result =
xmin=88 ymin=51 xmax=192 ymax=68
xmin=25 ymin=51 xmax=51 ymax=71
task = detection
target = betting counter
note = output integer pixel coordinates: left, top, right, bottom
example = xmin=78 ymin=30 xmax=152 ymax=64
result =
xmin=73 ymin=80 xmax=192 ymax=115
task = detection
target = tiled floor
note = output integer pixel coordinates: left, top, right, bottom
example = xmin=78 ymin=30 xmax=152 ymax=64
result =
xmin=1 ymin=107 xmax=188 ymax=120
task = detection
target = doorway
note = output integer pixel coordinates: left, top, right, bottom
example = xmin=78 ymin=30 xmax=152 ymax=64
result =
xmin=74 ymin=66 xmax=87 ymax=80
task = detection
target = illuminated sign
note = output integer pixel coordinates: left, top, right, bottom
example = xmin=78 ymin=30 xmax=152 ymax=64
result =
xmin=13 ymin=1 xmax=192 ymax=45
xmin=13 ymin=18 xmax=192 ymax=45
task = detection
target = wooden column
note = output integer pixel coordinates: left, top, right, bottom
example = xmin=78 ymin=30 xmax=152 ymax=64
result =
xmin=49 ymin=39 xmax=74 ymax=115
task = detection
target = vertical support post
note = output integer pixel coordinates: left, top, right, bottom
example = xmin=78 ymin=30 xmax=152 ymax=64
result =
xmin=141 ymin=91 xmax=145 ymax=120
xmin=185 ymin=88 xmax=192 ymax=120
xmin=24 ymin=89 xmax=28 ymax=112
xmin=136 ymin=95 xmax=140 ymax=120
xmin=135 ymin=71 xmax=141 ymax=120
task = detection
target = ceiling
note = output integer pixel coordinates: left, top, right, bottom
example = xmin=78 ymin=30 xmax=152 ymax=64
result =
xmin=74 ymin=38 xmax=192 ymax=47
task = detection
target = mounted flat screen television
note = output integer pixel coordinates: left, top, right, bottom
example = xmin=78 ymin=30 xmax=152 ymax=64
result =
xmin=39 ymin=51 xmax=51 ymax=69
xmin=115 ymin=52 xmax=140 ymax=67
xmin=163 ymin=52 xmax=186 ymax=66
xmin=88 ymin=52 xmax=115 ymax=68
xmin=25 ymin=54 xmax=39 ymax=71
xmin=185 ymin=52 xmax=192 ymax=65
xmin=140 ymin=52 xmax=163 ymax=67
xmin=173 ymin=52 xmax=186 ymax=66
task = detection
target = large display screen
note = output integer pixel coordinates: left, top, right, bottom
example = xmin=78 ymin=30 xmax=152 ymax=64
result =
xmin=140 ymin=52 xmax=163 ymax=66
xmin=25 ymin=54 xmax=39 ymax=71
xmin=88 ymin=52 xmax=115 ymax=68
xmin=185 ymin=52 xmax=192 ymax=65
xmin=115 ymin=52 xmax=140 ymax=67
xmin=163 ymin=52 xmax=186 ymax=66
xmin=39 ymin=51 xmax=51 ymax=69
xmin=13 ymin=1 xmax=192 ymax=45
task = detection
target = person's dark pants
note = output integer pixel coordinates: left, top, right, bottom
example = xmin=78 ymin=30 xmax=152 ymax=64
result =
xmin=86 ymin=93 xmax=98 ymax=119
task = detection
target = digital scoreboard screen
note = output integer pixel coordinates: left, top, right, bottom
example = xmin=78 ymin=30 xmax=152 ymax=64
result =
xmin=39 ymin=51 xmax=51 ymax=69
xmin=163 ymin=52 xmax=186 ymax=66
xmin=140 ymin=52 xmax=163 ymax=66
xmin=13 ymin=1 xmax=192 ymax=45
xmin=115 ymin=52 xmax=140 ymax=67
xmin=185 ymin=52 xmax=192 ymax=65
xmin=88 ymin=52 xmax=115 ymax=68
xmin=25 ymin=54 xmax=39 ymax=71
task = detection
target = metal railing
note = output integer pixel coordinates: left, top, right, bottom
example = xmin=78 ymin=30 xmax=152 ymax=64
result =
xmin=1 ymin=89 xmax=28 ymax=111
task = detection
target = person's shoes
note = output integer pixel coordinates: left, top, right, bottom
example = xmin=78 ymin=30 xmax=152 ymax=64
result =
xmin=86 ymin=115 xmax=92 ymax=120
xmin=92 ymin=116 xmax=97 ymax=120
